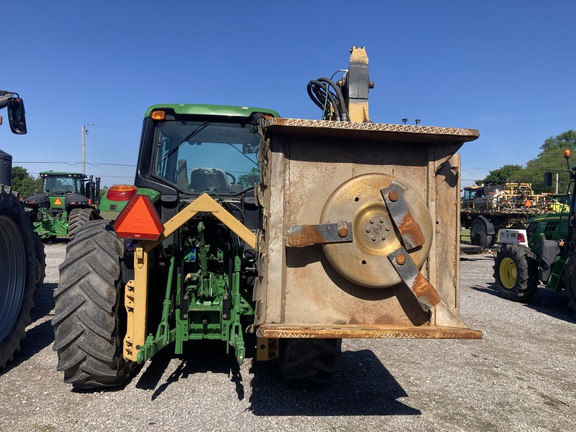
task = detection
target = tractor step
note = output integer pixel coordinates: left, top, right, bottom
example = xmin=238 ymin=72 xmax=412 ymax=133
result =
xmin=546 ymin=254 xmax=569 ymax=293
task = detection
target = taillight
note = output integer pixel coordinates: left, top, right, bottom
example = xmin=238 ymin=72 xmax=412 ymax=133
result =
xmin=107 ymin=185 xmax=138 ymax=201
xmin=518 ymin=232 xmax=526 ymax=243
xmin=113 ymin=195 xmax=164 ymax=240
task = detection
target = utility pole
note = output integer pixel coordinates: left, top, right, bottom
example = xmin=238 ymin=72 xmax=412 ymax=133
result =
xmin=81 ymin=123 xmax=95 ymax=174
xmin=81 ymin=124 xmax=86 ymax=174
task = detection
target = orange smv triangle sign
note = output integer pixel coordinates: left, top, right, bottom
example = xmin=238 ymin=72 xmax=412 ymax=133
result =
xmin=113 ymin=195 xmax=164 ymax=241
xmin=54 ymin=197 xmax=62 ymax=205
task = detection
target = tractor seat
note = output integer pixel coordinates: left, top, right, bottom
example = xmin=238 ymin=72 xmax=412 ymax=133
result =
xmin=189 ymin=167 xmax=230 ymax=193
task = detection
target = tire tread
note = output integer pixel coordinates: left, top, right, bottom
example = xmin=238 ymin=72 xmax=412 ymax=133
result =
xmin=52 ymin=219 xmax=134 ymax=389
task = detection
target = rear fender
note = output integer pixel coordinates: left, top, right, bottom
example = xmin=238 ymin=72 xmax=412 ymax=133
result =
xmin=476 ymin=215 xmax=495 ymax=235
xmin=99 ymin=186 xmax=160 ymax=220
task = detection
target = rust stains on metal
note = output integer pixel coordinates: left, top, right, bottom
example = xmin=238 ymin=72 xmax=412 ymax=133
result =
xmin=382 ymin=185 xmax=425 ymax=251
xmin=388 ymin=247 xmax=442 ymax=311
xmin=286 ymin=222 xmax=353 ymax=247
xmin=412 ymin=273 xmax=442 ymax=308
xmin=256 ymin=323 xmax=482 ymax=340
xmin=286 ymin=225 xmax=325 ymax=247
xmin=395 ymin=253 xmax=407 ymax=265
xmin=399 ymin=212 xmax=426 ymax=249
xmin=337 ymin=223 xmax=349 ymax=238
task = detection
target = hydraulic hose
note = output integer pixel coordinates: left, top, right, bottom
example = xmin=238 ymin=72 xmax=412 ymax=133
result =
xmin=307 ymin=77 xmax=350 ymax=121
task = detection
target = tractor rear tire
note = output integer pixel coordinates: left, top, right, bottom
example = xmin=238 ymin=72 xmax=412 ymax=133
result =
xmin=67 ymin=207 xmax=98 ymax=239
xmin=278 ymin=338 xmax=342 ymax=387
xmin=52 ymin=219 xmax=135 ymax=389
xmin=0 ymin=191 xmax=40 ymax=370
xmin=562 ymin=251 xmax=576 ymax=314
xmin=494 ymin=244 xmax=538 ymax=302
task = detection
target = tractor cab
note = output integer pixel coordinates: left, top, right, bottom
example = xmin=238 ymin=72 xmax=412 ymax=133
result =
xmin=42 ymin=172 xmax=85 ymax=196
xmin=100 ymin=105 xmax=279 ymax=228
xmin=150 ymin=115 xmax=264 ymax=195
xmin=24 ymin=171 xmax=101 ymax=239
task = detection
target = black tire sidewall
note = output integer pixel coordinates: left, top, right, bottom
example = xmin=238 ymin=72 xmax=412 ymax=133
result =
xmin=0 ymin=191 xmax=38 ymax=369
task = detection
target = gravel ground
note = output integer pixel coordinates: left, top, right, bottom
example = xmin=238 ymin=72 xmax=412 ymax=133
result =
xmin=1 ymin=243 xmax=575 ymax=431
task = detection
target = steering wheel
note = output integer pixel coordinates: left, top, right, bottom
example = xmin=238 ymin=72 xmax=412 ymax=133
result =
xmin=226 ymin=171 xmax=236 ymax=184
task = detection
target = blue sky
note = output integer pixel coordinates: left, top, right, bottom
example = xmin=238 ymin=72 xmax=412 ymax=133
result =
xmin=1 ymin=1 xmax=575 ymax=188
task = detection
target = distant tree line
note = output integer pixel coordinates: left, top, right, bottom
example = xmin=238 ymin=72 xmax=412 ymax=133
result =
xmin=475 ymin=130 xmax=576 ymax=194
xmin=11 ymin=166 xmax=42 ymax=198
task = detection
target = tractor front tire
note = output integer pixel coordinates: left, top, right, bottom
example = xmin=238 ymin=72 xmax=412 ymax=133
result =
xmin=0 ymin=191 xmax=40 ymax=370
xmin=494 ymin=244 xmax=538 ymax=302
xmin=278 ymin=338 xmax=342 ymax=387
xmin=52 ymin=219 xmax=135 ymax=389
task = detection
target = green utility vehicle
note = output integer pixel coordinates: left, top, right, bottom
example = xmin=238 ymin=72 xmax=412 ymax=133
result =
xmin=0 ymin=90 xmax=45 ymax=370
xmin=494 ymin=149 xmax=576 ymax=312
xmin=52 ymin=48 xmax=481 ymax=390
xmin=24 ymin=171 xmax=101 ymax=240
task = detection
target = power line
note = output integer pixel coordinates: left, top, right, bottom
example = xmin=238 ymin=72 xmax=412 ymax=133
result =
xmin=25 ymin=172 xmax=133 ymax=179
xmin=88 ymin=162 xmax=136 ymax=167
xmin=15 ymin=161 xmax=136 ymax=167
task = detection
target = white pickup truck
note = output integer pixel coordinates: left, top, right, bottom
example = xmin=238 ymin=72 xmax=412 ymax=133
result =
xmin=498 ymin=228 xmax=528 ymax=247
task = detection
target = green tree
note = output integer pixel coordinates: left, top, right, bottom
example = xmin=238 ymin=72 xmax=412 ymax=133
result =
xmin=539 ymin=130 xmax=576 ymax=153
xmin=11 ymin=166 xmax=41 ymax=198
xmin=474 ymin=130 xmax=576 ymax=194
xmin=237 ymin=167 xmax=260 ymax=189
xmin=476 ymin=164 xmax=524 ymax=186
xmin=521 ymin=130 xmax=576 ymax=193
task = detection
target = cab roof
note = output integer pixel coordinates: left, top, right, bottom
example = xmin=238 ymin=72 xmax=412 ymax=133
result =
xmin=145 ymin=104 xmax=280 ymax=119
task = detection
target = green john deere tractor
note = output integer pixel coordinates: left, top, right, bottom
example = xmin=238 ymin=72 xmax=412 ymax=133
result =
xmin=52 ymin=48 xmax=481 ymax=390
xmin=24 ymin=171 xmax=101 ymax=240
xmin=494 ymin=149 xmax=576 ymax=313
